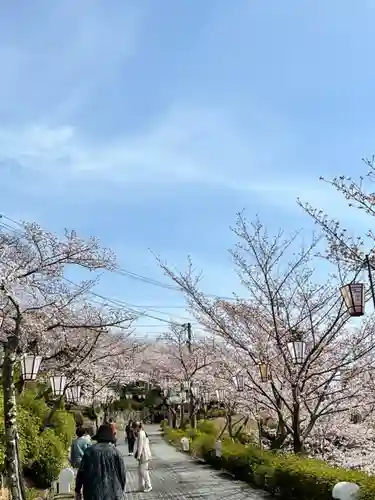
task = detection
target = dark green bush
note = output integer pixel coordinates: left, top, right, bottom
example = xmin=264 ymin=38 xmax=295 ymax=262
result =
xmin=50 ymin=409 xmax=75 ymax=449
xmin=162 ymin=422 xmax=375 ymax=500
xmin=27 ymin=429 xmax=66 ymax=488
xmin=0 ymin=389 xmax=76 ymax=488
xmin=196 ymin=420 xmax=217 ymax=435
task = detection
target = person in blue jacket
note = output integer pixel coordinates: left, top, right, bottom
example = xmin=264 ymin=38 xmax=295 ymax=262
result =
xmin=69 ymin=427 xmax=91 ymax=469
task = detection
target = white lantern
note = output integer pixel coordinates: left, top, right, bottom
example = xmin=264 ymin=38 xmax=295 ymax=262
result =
xmin=50 ymin=375 xmax=67 ymax=397
xmin=20 ymin=354 xmax=42 ymax=381
xmin=183 ymin=380 xmax=190 ymax=390
xmin=125 ymin=392 xmax=132 ymax=400
xmin=340 ymin=283 xmax=365 ymax=317
xmin=202 ymin=392 xmax=210 ymax=404
xmin=216 ymin=389 xmax=225 ymax=402
xmin=191 ymin=386 xmax=199 ymax=398
xmin=233 ymin=374 xmax=244 ymax=392
xmin=66 ymin=387 xmax=73 ymax=402
xmin=287 ymin=340 xmax=306 ymax=364
xmin=67 ymin=385 xmax=81 ymax=403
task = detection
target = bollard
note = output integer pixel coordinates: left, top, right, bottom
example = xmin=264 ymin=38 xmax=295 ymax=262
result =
xmin=56 ymin=468 xmax=75 ymax=494
xmin=215 ymin=439 xmax=222 ymax=458
xmin=332 ymin=482 xmax=360 ymax=500
xmin=180 ymin=436 xmax=190 ymax=452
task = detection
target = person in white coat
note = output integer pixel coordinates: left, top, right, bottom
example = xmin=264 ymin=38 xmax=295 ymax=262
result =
xmin=134 ymin=422 xmax=152 ymax=493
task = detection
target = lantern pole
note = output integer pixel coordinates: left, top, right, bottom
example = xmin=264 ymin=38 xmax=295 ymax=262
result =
xmin=365 ymin=254 xmax=375 ymax=309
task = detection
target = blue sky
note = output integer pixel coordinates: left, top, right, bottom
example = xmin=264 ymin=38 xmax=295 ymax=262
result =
xmin=1 ymin=0 xmax=374 ymax=336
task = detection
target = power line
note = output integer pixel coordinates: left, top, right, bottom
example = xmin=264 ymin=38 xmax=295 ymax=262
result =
xmin=0 ymin=214 xmax=237 ymax=300
xmin=63 ymin=277 xmax=194 ymax=327
xmin=0 ymin=213 xmax=237 ymax=315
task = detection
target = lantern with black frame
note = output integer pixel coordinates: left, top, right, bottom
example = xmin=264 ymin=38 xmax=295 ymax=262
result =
xmin=340 ymin=254 xmax=375 ymax=316
xmin=50 ymin=375 xmax=67 ymax=398
xmin=216 ymin=388 xmax=226 ymax=404
xmin=287 ymin=330 xmax=307 ymax=365
xmin=66 ymin=385 xmax=82 ymax=404
xmin=20 ymin=353 xmax=43 ymax=389
xmin=340 ymin=283 xmax=365 ymax=317
xmin=259 ymin=362 xmax=272 ymax=383
xmin=233 ymin=374 xmax=245 ymax=392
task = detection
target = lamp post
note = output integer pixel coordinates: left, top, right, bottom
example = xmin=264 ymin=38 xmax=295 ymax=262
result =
xmin=7 ymin=353 xmax=43 ymax=500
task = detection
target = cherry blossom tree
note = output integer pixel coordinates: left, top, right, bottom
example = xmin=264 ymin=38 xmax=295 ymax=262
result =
xmin=157 ymin=213 xmax=375 ymax=452
xmin=142 ymin=325 xmax=219 ymax=428
xmin=298 ymin=156 xmax=375 ymax=273
xmin=0 ymin=221 xmax=136 ymax=500
xmin=41 ymin=323 xmax=141 ymax=427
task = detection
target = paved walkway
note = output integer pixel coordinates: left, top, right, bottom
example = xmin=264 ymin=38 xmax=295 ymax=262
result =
xmin=119 ymin=425 xmax=267 ymax=499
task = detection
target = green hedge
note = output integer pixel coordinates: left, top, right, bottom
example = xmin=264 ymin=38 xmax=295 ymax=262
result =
xmin=162 ymin=423 xmax=375 ymax=500
xmin=0 ymin=389 xmax=76 ymax=488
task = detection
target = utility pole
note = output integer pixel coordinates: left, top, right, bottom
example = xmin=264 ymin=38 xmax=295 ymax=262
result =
xmin=186 ymin=322 xmax=192 ymax=354
xmin=182 ymin=322 xmax=195 ymax=427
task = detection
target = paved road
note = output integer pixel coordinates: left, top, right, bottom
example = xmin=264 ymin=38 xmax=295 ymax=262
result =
xmin=119 ymin=425 xmax=268 ymax=499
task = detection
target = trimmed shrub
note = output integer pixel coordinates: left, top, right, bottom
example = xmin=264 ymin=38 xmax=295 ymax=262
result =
xmin=197 ymin=420 xmax=217 ymax=436
xmin=162 ymin=422 xmax=375 ymax=500
xmin=27 ymin=429 xmax=66 ymax=488
xmin=0 ymin=389 xmax=76 ymax=487
xmin=50 ymin=409 xmax=75 ymax=449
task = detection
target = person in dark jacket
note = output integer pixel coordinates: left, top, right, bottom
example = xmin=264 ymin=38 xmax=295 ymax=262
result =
xmin=125 ymin=420 xmax=136 ymax=456
xmin=75 ymin=424 xmax=126 ymax=500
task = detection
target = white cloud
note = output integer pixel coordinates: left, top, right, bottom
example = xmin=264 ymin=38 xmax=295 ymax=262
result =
xmin=0 ymin=105 xmax=348 ymax=208
xmin=0 ymin=101 xmax=370 ymax=237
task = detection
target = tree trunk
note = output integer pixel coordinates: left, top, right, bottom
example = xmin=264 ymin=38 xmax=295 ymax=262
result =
xmin=227 ymin=412 xmax=233 ymax=438
xmin=189 ymin=393 xmax=196 ymax=428
xmin=179 ymin=405 xmax=185 ymax=428
xmin=292 ymin=385 xmax=303 ymax=453
xmin=42 ymin=396 xmax=63 ymax=430
xmin=170 ymin=408 xmax=177 ymax=428
xmin=3 ymin=338 xmax=26 ymax=500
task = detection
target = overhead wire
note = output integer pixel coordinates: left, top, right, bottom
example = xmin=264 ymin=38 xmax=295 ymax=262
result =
xmin=0 ymin=214 xmax=237 ymax=301
xmin=0 ymin=213 xmax=236 ymax=329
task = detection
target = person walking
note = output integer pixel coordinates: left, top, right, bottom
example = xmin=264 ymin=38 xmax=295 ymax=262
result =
xmin=125 ymin=420 xmax=136 ymax=456
xmin=69 ymin=427 xmax=92 ymax=470
xmin=75 ymin=424 xmax=126 ymax=500
xmin=134 ymin=422 xmax=152 ymax=493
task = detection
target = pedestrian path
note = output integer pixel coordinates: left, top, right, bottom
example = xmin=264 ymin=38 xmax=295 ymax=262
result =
xmin=118 ymin=425 xmax=268 ymax=499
